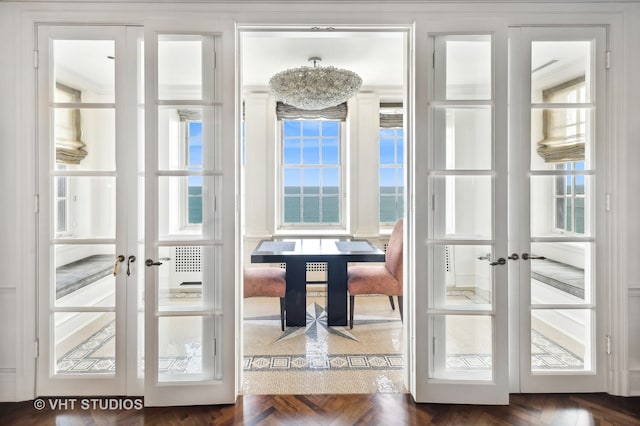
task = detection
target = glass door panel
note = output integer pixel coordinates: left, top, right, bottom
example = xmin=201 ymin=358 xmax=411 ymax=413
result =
xmin=420 ymin=32 xmax=508 ymax=404
xmin=145 ymin=23 xmax=235 ymax=406
xmin=429 ymin=244 xmax=494 ymax=309
xmin=38 ymin=25 xmax=143 ymax=396
xmin=518 ymin=26 xmax=605 ymax=392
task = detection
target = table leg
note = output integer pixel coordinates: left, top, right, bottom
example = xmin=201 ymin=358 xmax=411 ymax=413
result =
xmin=285 ymin=259 xmax=307 ymax=326
xmin=326 ymin=259 xmax=348 ymax=326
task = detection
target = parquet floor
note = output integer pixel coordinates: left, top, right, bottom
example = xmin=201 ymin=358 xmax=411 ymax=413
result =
xmin=2 ymin=393 xmax=640 ymax=425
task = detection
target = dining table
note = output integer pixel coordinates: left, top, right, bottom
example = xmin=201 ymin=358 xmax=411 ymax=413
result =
xmin=250 ymin=238 xmax=385 ymax=327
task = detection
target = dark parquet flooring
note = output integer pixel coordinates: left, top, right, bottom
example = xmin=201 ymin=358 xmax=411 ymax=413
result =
xmin=1 ymin=393 xmax=640 ymax=425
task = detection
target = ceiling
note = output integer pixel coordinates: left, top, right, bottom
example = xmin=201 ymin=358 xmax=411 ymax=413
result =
xmin=240 ymin=31 xmax=406 ymax=90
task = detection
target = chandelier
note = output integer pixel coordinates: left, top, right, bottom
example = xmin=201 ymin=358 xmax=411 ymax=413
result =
xmin=268 ymin=57 xmax=362 ymax=110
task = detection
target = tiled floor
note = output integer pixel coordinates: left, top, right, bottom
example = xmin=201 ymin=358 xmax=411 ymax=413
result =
xmin=54 ymin=289 xmax=584 ymax=394
xmin=242 ymin=293 xmax=406 ymax=394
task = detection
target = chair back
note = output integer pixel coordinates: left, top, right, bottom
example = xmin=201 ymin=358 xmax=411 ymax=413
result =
xmin=385 ymin=219 xmax=403 ymax=284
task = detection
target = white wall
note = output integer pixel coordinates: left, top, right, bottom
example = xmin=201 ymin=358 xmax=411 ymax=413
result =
xmin=1 ymin=0 xmax=639 ymax=401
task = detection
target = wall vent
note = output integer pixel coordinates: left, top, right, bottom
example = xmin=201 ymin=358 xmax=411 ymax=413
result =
xmin=175 ymin=246 xmax=201 ymax=273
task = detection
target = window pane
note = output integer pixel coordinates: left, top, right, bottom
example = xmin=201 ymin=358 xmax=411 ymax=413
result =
xmin=54 ymin=40 xmax=115 ymax=103
xmin=429 ymin=244 xmax=494 ymax=309
xmin=531 ymin=309 xmax=592 ymax=372
xmin=158 ymin=176 xmax=221 ymax=240
xmin=158 ymin=316 xmax=218 ymax=381
xmin=432 ymin=107 xmax=491 ymax=170
xmin=158 ymin=35 xmax=218 ymax=101
xmin=380 ymin=196 xmax=397 ymax=223
xmin=531 ymin=41 xmax=591 ymax=104
xmin=380 ymin=138 xmax=395 ymax=164
xmin=322 ymin=168 xmax=339 ymax=193
xmin=54 ymin=176 xmax=115 ymax=239
xmin=531 ymin=175 xmax=591 ymax=237
xmin=429 ymin=315 xmax=493 ymax=381
xmin=157 ymin=106 xmax=221 ymax=171
xmin=530 ymin=242 xmax=593 ymax=304
xmin=430 ymin=176 xmax=492 ymax=240
xmin=434 ymin=35 xmax=492 ymax=101
xmin=54 ymin=108 xmax=116 ymax=172
xmin=302 ymin=138 xmax=320 ymax=164
xmin=55 ymin=312 xmax=115 ymax=375
xmin=303 ymin=197 xmax=320 ymax=222
xmin=54 ymin=244 xmax=116 ymax=308
xmin=322 ymin=138 xmax=339 ymax=164
xmin=322 ymin=196 xmax=339 ymax=223
xmin=284 ymin=197 xmax=301 ymax=223
xmin=302 ymin=121 xmax=320 ymax=136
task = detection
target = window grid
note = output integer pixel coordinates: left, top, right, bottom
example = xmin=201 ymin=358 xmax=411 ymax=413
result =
xmin=379 ymin=127 xmax=404 ymax=224
xmin=282 ymin=120 xmax=341 ymax=225
xmin=554 ymin=162 xmax=585 ymax=235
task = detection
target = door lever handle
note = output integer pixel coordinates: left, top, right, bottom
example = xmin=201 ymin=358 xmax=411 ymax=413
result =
xmin=508 ymin=253 xmax=519 ymax=260
xmin=489 ymin=257 xmax=506 ymax=266
xmin=127 ymin=255 xmax=136 ymax=276
xmin=145 ymin=259 xmax=163 ymax=267
xmin=113 ymin=255 xmax=125 ymax=275
xmin=522 ymin=253 xmax=546 ymax=261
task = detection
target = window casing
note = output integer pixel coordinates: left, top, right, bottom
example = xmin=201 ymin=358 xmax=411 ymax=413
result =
xmin=279 ymin=120 xmax=344 ymax=229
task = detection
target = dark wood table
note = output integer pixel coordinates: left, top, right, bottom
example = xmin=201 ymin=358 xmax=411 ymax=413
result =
xmin=250 ymin=239 xmax=385 ymax=326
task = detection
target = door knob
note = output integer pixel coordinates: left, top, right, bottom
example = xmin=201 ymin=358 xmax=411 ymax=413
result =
xmin=489 ymin=257 xmax=506 ymax=266
xmin=145 ymin=259 xmax=163 ymax=267
xmin=522 ymin=253 xmax=546 ymax=261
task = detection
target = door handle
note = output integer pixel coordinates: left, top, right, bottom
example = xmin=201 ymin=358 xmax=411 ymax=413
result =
xmin=113 ymin=255 xmax=125 ymax=275
xmin=489 ymin=257 xmax=506 ymax=266
xmin=508 ymin=253 xmax=519 ymax=260
xmin=145 ymin=259 xmax=163 ymax=267
xmin=127 ymin=255 xmax=136 ymax=276
xmin=522 ymin=253 xmax=546 ymax=261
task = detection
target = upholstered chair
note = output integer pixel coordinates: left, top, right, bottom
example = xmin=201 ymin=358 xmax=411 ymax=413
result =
xmin=347 ymin=219 xmax=403 ymax=329
xmin=244 ymin=267 xmax=286 ymax=331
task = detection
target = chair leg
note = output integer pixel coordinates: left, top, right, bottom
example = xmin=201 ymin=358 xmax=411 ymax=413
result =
xmin=349 ymin=295 xmax=355 ymax=329
xmin=388 ymin=295 xmax=396 ymax=310
xmin=397 ymin=296 xmax=403 ymax=322
xmin=279 ymin=297 xmax=286 ymax=331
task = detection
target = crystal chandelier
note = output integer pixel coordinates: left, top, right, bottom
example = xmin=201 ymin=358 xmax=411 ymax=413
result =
xmin=268 ymin=57 xmax=362 ymax=110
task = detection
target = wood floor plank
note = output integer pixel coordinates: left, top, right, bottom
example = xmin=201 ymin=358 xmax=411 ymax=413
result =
xmin=1 ymin=393 xmax=640 ymax=425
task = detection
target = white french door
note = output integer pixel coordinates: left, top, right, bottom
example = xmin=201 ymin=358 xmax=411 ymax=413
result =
xmin=36 ymin=25 xmax=145 ymax=395
xmin=509 ymin=26 xmax=607 ymax=393
xmin=413 ymin=30 xmax=510 ymax=404
xmin=36 ymin=19 xmax=237 ymax=404
xmin=413 ymin=25 xmax=607 ymax=403
xmin=142 ymin=20 xmax=237 ymax=406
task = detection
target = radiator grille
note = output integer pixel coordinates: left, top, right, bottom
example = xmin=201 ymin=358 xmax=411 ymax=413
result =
xmin=175 ymin=246 xmax=201 ymax=272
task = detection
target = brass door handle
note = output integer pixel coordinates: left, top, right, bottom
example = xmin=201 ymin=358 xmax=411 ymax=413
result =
xmin=113 ymin=255 xmax=125 ymax=275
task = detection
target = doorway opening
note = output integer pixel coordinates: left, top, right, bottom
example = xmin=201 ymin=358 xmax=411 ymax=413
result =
xmin=238 ymin=27 xmax=410 ymax=395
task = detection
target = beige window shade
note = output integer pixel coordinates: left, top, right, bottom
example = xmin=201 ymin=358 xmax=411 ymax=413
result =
xmin=276 ymin=101 xmax=347 ymax=121
xmin=55 ymin=83 xmax=87 ymax=165
xmin=536 ymin=76 xmax=586 ymax=163
xmin=380 ymin=102 xmax=403 ymax=129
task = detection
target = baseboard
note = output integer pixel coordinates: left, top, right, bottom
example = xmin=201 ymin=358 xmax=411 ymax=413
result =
xmin=0 ymin=370 xmax=16 ymax=401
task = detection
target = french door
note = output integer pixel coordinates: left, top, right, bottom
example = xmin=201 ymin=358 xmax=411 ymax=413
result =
xmin=37 ymin=20 xmax=237 ymax=404
xmin=510 ymin=26 xmax=607 ymax=393
xmin=414 ymin=25 xmax=606 ymax=403
xmin=37 ymin=25 xmax=145 ymax=395
xmin=142 ymin=20 xmax=237 ymax=406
